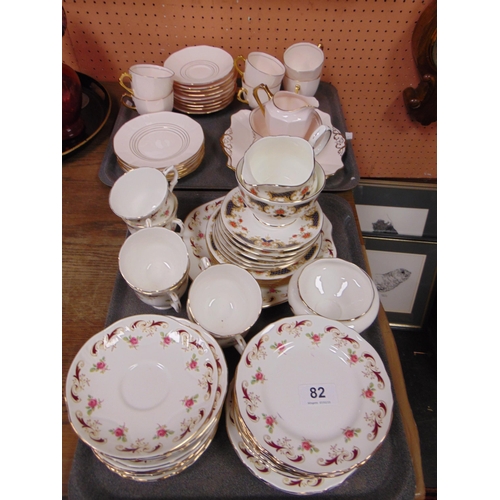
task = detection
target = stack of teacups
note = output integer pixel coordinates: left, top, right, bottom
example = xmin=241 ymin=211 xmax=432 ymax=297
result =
xmin=282 ymin=42 xmax=324 ymax=96
xmin=186 ymin=257 xmax=263 ymax=352
xmin=118 ymin=226 xmax=190 ymax=312
xmin=119 ymin=64 xmax=175 ymax=114
xmin=109 ymin=166 xmax=180 ymax=234
xmin=234 ymin=52 xmax=285 ymax=109
xmin=65 ymin=313 xmax=228 ymax=482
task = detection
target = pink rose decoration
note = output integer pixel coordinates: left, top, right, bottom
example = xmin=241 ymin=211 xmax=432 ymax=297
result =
xmin=96 ymin=361 xmax=106 ymax=370
xmin=364 ymin=389 xmax=374 ymax=399
xmin=255 ymin=371 xmax=264 ymax=381
xmin=157 ymin=428 xmax=167 ymax=437
xmin=130 ymin=337 xmax=138 ymax=345
xmin=301 ymin=441 xmax=311 ymax=451
xmin=350 ymin=354 xmax=358 ymax=363
xmin=312 ymin=334 xmax=321 ymax=342
xmin=189 ymin=360 xmax=198 ymax=370
xmin=185 ymin=398 xmax=194 ymax=408
xmin=344 ymin=429 xmax=354 ymax=439
xmin=163 ymin=336 xmax=171 ymax=345
xmin=114 ymin=428 xmax=124 ymax=437
xmin=88 ymin=398 xmax=97 ymax=408
xmin=265 ymin=416 xmax=275 ymax=426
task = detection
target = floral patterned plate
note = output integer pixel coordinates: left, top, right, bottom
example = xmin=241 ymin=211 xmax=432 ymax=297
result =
xmin=234 ymin=315 xmax=393 ymax=477
xmin=182 ymin=197 xmax=336 ymax=308
xmin=207 ymin=206 xmax=322 ymax=281
xmin=220 ymin=188 xmax=323 ymax=252
xmin=65 ymin=314 xmax=219 ymax=460
xmin=225 ymin=379 xmax=356 ymax=495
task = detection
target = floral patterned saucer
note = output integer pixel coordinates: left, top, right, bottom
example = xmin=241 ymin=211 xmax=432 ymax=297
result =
xmin=234 ymin=315 xmax=393 ymax=477
xmin=207 ymin=205 xmax=323 ymax=281
xmin=182 ymin=197 xmax=336 ymax=307
xmin=65 ymin=314 xmax=219 ymax=460
xmin=87 ymin=316 xmax=228 ymax=479
xmin=220 ymin=188 xmax=323 ymax=252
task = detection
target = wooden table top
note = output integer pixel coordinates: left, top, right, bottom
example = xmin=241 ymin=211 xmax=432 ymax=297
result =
xmin=62 ymin=82 xmax=424 ymax=499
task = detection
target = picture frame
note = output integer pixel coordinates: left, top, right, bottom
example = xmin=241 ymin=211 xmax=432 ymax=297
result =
xmin=364 ymin=236 xmax=437 ymax=329
xmin=353 ymin=180 xmax=437 ymax=240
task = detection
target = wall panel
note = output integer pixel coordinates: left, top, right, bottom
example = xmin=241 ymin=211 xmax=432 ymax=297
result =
xmin=62 ymin=0 xmax=437 ymax=179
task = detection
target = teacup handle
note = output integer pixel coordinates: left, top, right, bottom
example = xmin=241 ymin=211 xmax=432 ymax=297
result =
xmin=169 ymin=291 xmax=181 ymax=313
xmin=119 ymin=72 xmax=134 ymax=95
xmin=236 ymin=87 xmax=249 ymax=104
xmin=199 ymin=256 xmax=212 ymax=272
xmin=308 ymin=125 xmax=332 ymax=155
xmin=120 ymin=93 xmax=136 ymax=110
xmin=169 ymin=218 xmax=184 ymax=235
xmin=233 ymin=55 xmax=246 ymax=78
xmin=253 ymin=84 xmax=274 ymax=115
xmin=233 ymin=334 xmax=247 ymax=355
xmin=163 ymin=165 xmax=179 ymax=192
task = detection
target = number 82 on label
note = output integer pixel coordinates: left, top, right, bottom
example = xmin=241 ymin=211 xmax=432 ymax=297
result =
xmin=299 ymin=384 xmax=337 ymax=406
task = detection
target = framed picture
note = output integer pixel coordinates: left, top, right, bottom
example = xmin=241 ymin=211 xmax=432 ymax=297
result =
xmin=353 ymin=180 xmax=437 ymax=240
xmin=364 ymin=236 xmax=437 ymax=329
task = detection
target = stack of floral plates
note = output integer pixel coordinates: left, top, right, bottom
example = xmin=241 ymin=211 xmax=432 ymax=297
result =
xmin=164 ymin=45 xmax=237 ymax=114
xmin=182 ymin=196 xmax=336 ymax=308
xmin=113 ymin=111 xmax=205 ymax=180
xmin=65 ymin=314 xmax=227 ymax=482
xmin=205 ymin=188 xmax=326 ymax=286
xmin=227 ymin=314 xmax=393 ymax=494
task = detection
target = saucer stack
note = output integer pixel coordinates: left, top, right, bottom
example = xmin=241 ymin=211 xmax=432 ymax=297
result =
xmin=205 ymin=188 xmax=330 ymax=286
xmin=226 ymin=314 xmax=394 ymax=494
xmin=65 ymin=314 xmax=227 ymax=482
xmin=164 ymin=45 xmax=237 ymax=114
xmin=113 ymin=111 xmax=205 ymax=180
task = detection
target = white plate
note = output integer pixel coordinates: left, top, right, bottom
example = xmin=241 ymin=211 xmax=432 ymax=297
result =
xmin=113 ymin=112 xmax=204 ymax=169
xmin=164 ymin=46 xmax=234 ymax=85
xmin=234 ymin=314 xmax=393 ymax=476
xmin=182 ymin=197 xmax=336 ymax=307
xmin=225 ymin=380 xmax=356 ymax=495
xmin=221 ymin=109 xmax=345 ymax=177
xmin=65 ymin=314 xmax=218 ymax=459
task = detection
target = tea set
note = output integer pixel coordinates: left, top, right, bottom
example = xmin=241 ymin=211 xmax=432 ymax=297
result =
xmin=66 ymin=43 xmax=390 ymax=492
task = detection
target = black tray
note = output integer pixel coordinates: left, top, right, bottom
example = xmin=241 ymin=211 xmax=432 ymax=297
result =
xmin=98 ymin=82 xmax=359 ymax=192
xmin=63 ymin=72 xmax=112 ymax=157
xmin=68 ymin=191 xmax=415 ymax=500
